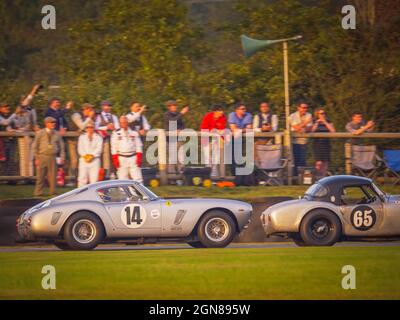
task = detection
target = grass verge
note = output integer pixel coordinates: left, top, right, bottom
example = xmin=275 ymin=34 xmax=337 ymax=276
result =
xmin=0 ymin=246 xmax=399 ymax=299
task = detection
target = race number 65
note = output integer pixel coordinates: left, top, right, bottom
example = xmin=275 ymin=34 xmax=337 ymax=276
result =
xmin=350 ymin=206 xmax=376 ymax=231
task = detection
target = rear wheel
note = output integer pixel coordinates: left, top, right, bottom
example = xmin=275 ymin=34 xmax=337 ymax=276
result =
xmin=187 ymin=241 xmax=206 ymax=248
xmin=63 ymin=212 xmax=105 ymax=250
xmin=197 ymin=210 xmax=236 ymax=248
xmin=300 ymin=209 xmax=342 ymax=246
xmin=53 ymin=241 xmax=72 ymax=250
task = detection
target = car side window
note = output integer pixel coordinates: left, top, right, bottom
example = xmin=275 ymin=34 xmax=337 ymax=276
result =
xmin=127 ymin=186 xmax=143 ymax=202
xmin=98 ymin=187 xmax=130 ymax=203
xmin=341 ymin=186 xmax=376 ymax=205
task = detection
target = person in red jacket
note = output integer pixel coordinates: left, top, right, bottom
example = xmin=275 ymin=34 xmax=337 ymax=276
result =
xmin=200 ymin=105 xmax=227 ymax=177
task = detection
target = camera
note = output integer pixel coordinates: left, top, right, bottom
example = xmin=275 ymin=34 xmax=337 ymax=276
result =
xmin=34 ymin=84 xmax=44 ymax=95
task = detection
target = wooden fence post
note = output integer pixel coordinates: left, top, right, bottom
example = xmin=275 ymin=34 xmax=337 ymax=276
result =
xmin=157 ymin=129 xmax=168 ymax=185
xmin=345 ymin=142 xmax=352 ymax=175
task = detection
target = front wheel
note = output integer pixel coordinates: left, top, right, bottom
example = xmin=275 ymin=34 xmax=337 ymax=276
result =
xmin=299 ymin=209 xmax=342 ymax=246
xmin=290 ymin=234 xmax=308 ymax=247
xmin=63 ymin=211 xmax=105 ymax=250
xmin=197 ymin=210 xmax=236 ymax=248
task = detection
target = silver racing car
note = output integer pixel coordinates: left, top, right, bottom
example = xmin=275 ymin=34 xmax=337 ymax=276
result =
xmin=17 ymin=180 xmax=252 ymax=250
xmin=261 ymin=175 xmax=400 ymax=246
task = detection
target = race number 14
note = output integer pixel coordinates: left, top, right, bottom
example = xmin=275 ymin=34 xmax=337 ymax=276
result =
xmin=121 ymin=205 xmax=146 ymax=228
xmin=125 ymin=206 xmax=143 ymax=226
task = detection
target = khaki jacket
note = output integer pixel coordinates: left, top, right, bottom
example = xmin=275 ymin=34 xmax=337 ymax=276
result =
xmin=32 ymin=128 xmax=65 ymax=159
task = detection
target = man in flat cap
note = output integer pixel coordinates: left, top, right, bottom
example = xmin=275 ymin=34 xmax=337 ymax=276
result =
xmin=95 ymin=100 xmax=120 ymax=179
xmin=77 ymin=119 xmax=103 ymax=187
xmin=32 ymin=117 xmax=65 ymax=196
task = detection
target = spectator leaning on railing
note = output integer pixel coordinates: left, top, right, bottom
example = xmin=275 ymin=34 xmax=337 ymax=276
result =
xmin=228 ymin=103 xmax=253 ymax=185
xmin=345 ymin=111 xmax=375 ymax=146
xmin=7 ymin=106 xmax=32 ymax=132
xmin=289 ymin=102 xmax=313 ymax=177
xmin=32 ymin=117 xmax=65 ymax=196
xmin=0 ymin=102 xmax=16 ymax=162
xmin=253 ymin=102 xmax=278 ymax=144
xmin=311 ymin=107 xmax=336 ymax=179
xmin=163 ymin=100 xmax=189 ymax=174
xmin=345 ymin=111 xmax=375 ymax=134
xmin=77 ymin=120 xmax=103 ymax=187
xmin=200 ymin=104 xmax=227 ymax=177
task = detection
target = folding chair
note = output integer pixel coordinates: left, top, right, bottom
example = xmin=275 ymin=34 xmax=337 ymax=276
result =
xmin=382 ymin=150 xmax=400 ymax=185
xmin=351 ymin=145 xmax=381 ymax=179
xmin=254 ymin=144 xmax=287 ymax=186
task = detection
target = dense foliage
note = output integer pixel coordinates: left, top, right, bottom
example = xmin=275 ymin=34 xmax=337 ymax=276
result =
xmin=0 ymin=0 xmax=399 ymax=130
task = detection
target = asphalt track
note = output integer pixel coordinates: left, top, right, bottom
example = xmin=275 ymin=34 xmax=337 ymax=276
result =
xmin=1 ymin=241 xmax=400 ymax=252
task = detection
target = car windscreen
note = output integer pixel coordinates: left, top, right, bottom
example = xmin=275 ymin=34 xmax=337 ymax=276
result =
xmin=137 ymin=184 xmax=159 ymax=200
xmin=371 ymin=183 xmax=386 ymax=200
xmin=304 ymin=183 xmax=328 ymax=199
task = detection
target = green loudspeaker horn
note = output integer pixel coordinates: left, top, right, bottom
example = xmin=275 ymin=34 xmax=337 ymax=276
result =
xmin=241 ymin=34 xmax=302 ymax=58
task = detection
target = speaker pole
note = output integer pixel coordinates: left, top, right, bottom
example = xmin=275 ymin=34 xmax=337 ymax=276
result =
xmin=283 ymin=41 xmax=293 ymax=185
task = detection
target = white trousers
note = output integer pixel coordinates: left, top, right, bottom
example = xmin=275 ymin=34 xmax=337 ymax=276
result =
xmin=202 ymin=138 xmax=222 ymax=177
xmin=117 ymin=155 xmax=143 ymax=183
xmin=78 ymin=157 xmax=100 ymax=187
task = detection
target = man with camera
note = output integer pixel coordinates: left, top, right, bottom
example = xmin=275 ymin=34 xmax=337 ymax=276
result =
xmin=18 ymin=84 xmax=42 ymax=132
xmin=126 ymin=101 xmax=151 ymax=141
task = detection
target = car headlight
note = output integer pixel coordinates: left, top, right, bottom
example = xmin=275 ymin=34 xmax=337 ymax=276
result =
xmin=27 ymin=200 xmax=52 ymax=214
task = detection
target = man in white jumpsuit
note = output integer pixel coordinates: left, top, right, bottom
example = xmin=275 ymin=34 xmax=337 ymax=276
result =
xmin=77 ymin=120 xmax=103 ymax=187
xmin=111 ymin=116 xmax=143 ymax=182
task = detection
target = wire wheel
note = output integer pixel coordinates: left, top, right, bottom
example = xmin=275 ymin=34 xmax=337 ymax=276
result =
xmin=72 ymin=219 xmax=97 ymax=244
xmin=310 ymin=218 xmax=331 ymax=240
xmin=205 ymin=218 xmax=230 ymax=242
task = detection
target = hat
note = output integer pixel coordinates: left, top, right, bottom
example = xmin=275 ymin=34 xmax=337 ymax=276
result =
xmin=44 ymin=116 xmax=56 ymax=123
xmin=100 ymin=100 xmax=112 ymax=107
xmin=166 ymin=100 xmax=177 ymax=107
xmin=86 ymin=120 xmax=95 ymax=128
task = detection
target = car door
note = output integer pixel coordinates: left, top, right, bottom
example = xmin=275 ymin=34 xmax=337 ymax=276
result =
xmin=380 ymin=196 xmax=400 ymax=236
xmin=100 ymin=185 xmax=162 ymax=233
xmin=339 ymin=184 xmax=384 ymax=236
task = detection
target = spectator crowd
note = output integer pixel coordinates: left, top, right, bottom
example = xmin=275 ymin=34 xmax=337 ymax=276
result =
xmin=0 ymin=85 xmax=376 ymax=195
